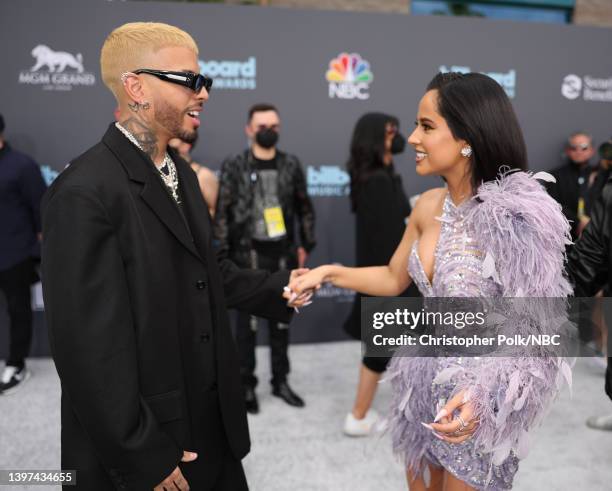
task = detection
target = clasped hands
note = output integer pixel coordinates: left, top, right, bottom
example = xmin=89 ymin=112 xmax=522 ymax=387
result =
xmin=283 ymin=267 xmax=325 ymax=310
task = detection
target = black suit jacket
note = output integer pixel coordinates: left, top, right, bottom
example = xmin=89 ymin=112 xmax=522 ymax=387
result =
xmin=41 ymin=124 xmax=292 ymax=489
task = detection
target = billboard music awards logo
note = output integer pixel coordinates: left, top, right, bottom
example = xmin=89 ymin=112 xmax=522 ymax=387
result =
xmin=326 ymin=52 xmax=374 ymax=100
xmin=199 ymin=57 xmax=256 ymax=90
xmin=307 ymin=165 xmax=350 ymax=197
xmin=315 ymin=282 xmax=355 ymax=303
xmin=439 ymin=65 xmax=516 ymax=98
xmin=18 ymin=45 xmax=96 ymax=91
xmin=562 ymin=73 xmax=612 ymax=102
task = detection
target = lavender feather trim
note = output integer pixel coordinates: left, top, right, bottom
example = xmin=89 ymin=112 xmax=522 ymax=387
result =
xmin=385 ymin=356 xmax=439 ymax=477
xmin=386 ymin=170 xmax=575 ymax=487
xmin=466 ymin=169 xmax=573 ymax=298
xmin=455 ymin=170 xmax=574 ymax=471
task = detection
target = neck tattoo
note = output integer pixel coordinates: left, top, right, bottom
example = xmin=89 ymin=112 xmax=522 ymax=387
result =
xmin=115 ymin=122 xmax=181 ymax=204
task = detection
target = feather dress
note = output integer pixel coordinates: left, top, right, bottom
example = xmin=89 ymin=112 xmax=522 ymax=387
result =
xmin=387 ymin=170 xmax=574 ymax=490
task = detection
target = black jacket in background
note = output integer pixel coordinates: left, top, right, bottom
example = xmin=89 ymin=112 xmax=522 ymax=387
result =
xmin=42 ymin=124 xmax=293 ymax=489
xmin=214 ymin=150 xmax=316 ymax=266
xmin=0 ymin=143 xmax=47 ymax=271
xmin=344 ymin=167 xmax=419 ymax=339
xmin=547 ymin=160 xmax=595 ymax=240
xmin=566 ymin=180 xmax=612 ymax=401
xmin=355 ymin=167 xmax=411 ymax=267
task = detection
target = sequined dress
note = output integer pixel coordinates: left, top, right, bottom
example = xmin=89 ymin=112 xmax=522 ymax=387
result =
xmin=387 ymin=172 xmax=573 ymax=490
xmin=392 ymin=193 xmax=518 ymax=490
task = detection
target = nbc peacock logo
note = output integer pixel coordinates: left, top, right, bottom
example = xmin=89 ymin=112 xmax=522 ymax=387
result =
xmin=325 ymin=52 xmax=373 ymax=100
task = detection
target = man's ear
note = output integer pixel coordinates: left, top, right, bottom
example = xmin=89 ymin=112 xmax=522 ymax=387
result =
xmin=123 ymin=73 xmax=146 ymax=104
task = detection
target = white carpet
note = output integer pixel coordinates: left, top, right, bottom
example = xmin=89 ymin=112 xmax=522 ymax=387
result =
xmin=1 ymin=342 xmax=611 ymax=490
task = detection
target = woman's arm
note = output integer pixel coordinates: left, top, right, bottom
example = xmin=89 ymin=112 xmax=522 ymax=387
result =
xmin=289 ymin=197 xmax=422 ymax=296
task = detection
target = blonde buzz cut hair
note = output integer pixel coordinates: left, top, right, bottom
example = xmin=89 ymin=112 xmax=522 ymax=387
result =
xmin=100 ymin=22 xmax=199 ymax=99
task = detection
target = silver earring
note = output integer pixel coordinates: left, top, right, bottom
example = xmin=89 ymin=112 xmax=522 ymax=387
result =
xmin=461 ymin=146 xmax=473 ymax=158
xmin=141 ymin=101 xmax=150 ymax=110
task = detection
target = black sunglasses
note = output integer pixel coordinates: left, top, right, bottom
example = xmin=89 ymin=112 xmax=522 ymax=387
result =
xmin=133 ymin=69 xmax=213 ymax=94
xmin=569 ymin=143 xmax=590 ymax=151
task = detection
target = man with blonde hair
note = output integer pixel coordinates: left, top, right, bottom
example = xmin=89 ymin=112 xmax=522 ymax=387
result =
xmin=42 ymin=22 xmax=306 ymax=490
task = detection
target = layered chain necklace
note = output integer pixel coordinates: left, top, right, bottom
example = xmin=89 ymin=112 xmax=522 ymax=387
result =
xmin=115 ymin=123 xmax=181 ymax=204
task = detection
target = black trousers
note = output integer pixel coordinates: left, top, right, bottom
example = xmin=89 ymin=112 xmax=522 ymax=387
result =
xmin=0 ymin=258 xmax=36 ymax=367
xmin=180 ymin=390 xmax=249 ymax=491
xmin=235 ymin=251 xmax=293 ymax=389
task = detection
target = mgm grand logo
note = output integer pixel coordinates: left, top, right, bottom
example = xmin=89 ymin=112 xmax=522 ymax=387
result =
xmin=19 ymin=44 xmax=96 ymax=91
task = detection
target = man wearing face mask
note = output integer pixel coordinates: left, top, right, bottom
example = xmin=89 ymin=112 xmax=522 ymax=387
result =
xmin=214 ymin=103 xmax=316 ymax=414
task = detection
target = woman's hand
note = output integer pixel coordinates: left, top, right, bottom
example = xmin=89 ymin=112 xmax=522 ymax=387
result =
xmin=283 ymin=268 xmax=315 ymax=309
xmin=425 ymin=389 xmax=479 ymax=443
xmin=288 ymin=265 xmax=329 ymax=296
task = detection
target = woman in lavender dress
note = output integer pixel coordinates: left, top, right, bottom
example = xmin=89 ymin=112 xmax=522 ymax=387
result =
xmin=287 ymin=72 xmax=572 ymax=490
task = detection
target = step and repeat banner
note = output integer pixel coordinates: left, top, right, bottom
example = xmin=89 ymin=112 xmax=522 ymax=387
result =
xmin=1 ymin=0 xmax=612 ymax=354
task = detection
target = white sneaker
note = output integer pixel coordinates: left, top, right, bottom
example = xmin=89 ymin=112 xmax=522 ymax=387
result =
xmin=0 ymin=365 xmax=31 ymax=395
xmin=586 ymin=413 xmax=612 ymax=431
xmin=586 ymin=356 xmax=608 ymax=375
xmin=343 ymin=409 xmax=379 ymax=437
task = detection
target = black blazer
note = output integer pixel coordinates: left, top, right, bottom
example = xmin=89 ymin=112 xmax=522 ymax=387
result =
xmin=41 ymin=124 xmax=292 ymax=489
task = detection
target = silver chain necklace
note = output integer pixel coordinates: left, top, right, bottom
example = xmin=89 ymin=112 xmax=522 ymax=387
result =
xmin=115 ymin=123 xmax=181 ymax=203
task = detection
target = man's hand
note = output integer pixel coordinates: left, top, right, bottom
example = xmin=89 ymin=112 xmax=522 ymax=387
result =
xmin=297 ymin=247 xmax=308 ymax=269
xmin=153 ymin=451 xmax=197 ymax=491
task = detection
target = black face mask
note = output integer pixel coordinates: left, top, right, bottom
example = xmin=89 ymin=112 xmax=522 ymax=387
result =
xmin=391 ymin=133 xmax=406 ymax=155
xmin=255 ymin=128 xmax=279 ymax=149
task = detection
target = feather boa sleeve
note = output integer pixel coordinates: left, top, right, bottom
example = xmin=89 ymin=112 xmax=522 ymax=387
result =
xmin=452 ymin=170 xmax=574 ymax=466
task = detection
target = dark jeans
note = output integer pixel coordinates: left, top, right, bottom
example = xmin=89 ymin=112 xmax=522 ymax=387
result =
xmin=0 ymin=258 xmax=36 ymax=368
xmin=234 ymin=250 xmax=293 ymax=389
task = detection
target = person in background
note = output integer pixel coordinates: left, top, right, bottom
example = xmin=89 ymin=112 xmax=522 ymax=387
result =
xmin=567 ymin=179 xmax=612 ymax=431
xmin=169 ymin=133 xmax=218 ymax=217
xmin=547 ymin=131 xmax=597 ymax=239
xmin=588 ymin=139 xmax=612 ymax=209
xmin=547 ymin=132 xmax=599 ymax=348
xmin=342 ymin=112 xmax=420 ymax=436
xmin=214 ymin=103 xmax=316 ymax=414
xmin=0 ymin=113 xmax=47 ymax=394
xmin=579 ymin=139 xmax=612 ymax=374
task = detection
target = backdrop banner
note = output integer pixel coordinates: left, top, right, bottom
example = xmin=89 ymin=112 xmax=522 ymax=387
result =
xmin=1 ymin=0 xmax=611 ymax=355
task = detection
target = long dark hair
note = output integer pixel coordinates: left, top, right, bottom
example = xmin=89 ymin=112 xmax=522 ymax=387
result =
xmin=347 ymin=112 xmax=399 ymax=211
xmin=426 ymin=72 xmax=527 ymax=193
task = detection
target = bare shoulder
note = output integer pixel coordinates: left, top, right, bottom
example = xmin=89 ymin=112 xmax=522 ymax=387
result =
xmin=192 ymin=163 xmax=218 ymax=187
xmin=198 ymin=166 xmax=218 ymax=181
xmin=411 ymin=187 xmax=446 ymax=218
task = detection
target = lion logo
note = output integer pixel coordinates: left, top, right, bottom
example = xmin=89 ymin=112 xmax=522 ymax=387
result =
xmin=30 ymin=45 xmax=83 ymax=73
